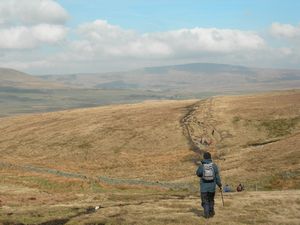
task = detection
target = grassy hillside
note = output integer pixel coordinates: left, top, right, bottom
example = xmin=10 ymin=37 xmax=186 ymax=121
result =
xmin=0 ymin=90 xmax=299 ymax=187
xmin=0 ymin=68 xmax=64 ymax=89
xmin=1 ymin=184 xmax=299 ymax=225
xmin=0 ymin=100 xmax=196 ymax=181
xmin=0 ymin=90 xmax=299 ymax=224
xmin=186 ymin=90 xmax=300 ymax=190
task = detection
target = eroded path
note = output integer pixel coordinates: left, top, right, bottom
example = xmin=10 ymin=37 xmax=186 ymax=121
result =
xmin=180 ymin=98 xmax=222 ymax=159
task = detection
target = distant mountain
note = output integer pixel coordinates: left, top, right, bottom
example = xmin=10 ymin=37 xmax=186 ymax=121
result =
xmin=1 ymin=64 xmax=299 ymax=117
xmin=39 ymin=63 xmax=300 ymax=92
xmin=143 ymin=63 xmax=252 ymax=74
xmin=0 ymin=68 xmax=64 ymax=89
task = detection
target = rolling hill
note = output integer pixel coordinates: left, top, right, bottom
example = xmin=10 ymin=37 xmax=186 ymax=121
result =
xmin=0 ymin=66 xmax=300 ymax=225
xmin=0 ymin=68 xmax=168 ymax=118
xmin=40 ymin=63 xmax=300 ymax=92
xmin=1 ymin=63 xmax=300 ymax=118
xmin=0 ymin=68 xmax=64 ymax=89
xmin=0 ymin=87 xmax=299 ymax=223
xmin=0 ymin=90 xmax=298 ymax=189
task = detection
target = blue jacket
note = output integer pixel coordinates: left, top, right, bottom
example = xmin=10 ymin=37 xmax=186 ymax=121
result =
xmin=196 ymin=159 xmax=222 ymax=192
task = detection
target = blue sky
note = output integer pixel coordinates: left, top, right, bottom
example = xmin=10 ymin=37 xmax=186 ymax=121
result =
xmin=58 ymin=0 xmax=300 ymax=32
xmin=0 ymin=0 xmax=299 ymax=74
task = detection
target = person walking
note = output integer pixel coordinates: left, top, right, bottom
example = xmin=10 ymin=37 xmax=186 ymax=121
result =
xmin=223 ymin=184 xmax=232 ymax=192
xmin=196 ymin=152 xmax=222 ymax=218
xmin=236 ymin=183 xmax=244 ymax=192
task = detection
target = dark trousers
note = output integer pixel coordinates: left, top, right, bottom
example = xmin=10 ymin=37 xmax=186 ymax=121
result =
xmin=201 ymin=192 xmax=215 ymax=217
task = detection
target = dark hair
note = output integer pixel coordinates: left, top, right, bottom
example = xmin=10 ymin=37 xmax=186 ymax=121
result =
xmin=203 ymin=152 xmax=211 ymax=159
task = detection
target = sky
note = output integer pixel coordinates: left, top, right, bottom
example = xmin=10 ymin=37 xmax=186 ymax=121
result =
xmin=0 ymin=0 xmax=299 ymax=74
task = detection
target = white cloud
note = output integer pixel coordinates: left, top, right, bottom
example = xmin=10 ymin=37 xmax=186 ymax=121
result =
xmin=78 ymin=20 xmax=136 ymax=43
xmin=0 ymin=0 xmax=68 ymax=25
xmin=72 ymin=20 xmax=265 ymax=59
xmin=32 ymin=24 xmax=67 ymax=43
xmin=269 ymin=22 xmax=300 ymax=67
xmin=0 ymin=1 xmax=68 ymax=49
xmin=279 ymin=47 xmax=293 ymax=56
xmin=0 ymin=60 xmax=53 ymax=71
xmin=0 ymin=24 xmax=67 ymax=49
xmin=270 ymin=22 xmax=300 ymax=38
xmin=144 ymin=28 xmax=265 ymax=54
xmin=3 ymin=19 xmax=300 ymax=74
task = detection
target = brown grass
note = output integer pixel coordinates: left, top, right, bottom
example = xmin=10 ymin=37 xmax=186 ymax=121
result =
xmin=0 ymin=90 xmax=299 ymax=189
xmin=0 ymin=90 xmax=299 ymax=224
xmin=0 ymin=100 xmax=196 ymax=181
xmin=1 ymin=189 xmax=299 ymax=224
xmin=188 ymin=90 xmax=300 ymax=190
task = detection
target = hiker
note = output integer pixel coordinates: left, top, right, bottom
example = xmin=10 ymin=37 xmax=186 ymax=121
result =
xmin=199 ymin=137 xmax=203 ymax=144
xmin=208 ymin=139 xmax=212 ymax=146
xmin=223 ymin=184 xmax=232 ymax=192
xmin=196 ymin=152 xmax=222 ymax=218
xmin=236 ymin=183 xmax=244 ymax=192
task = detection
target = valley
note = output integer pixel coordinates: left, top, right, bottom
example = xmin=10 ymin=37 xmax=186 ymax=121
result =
xmin=1 ymin=63 xmax=299 ymax=117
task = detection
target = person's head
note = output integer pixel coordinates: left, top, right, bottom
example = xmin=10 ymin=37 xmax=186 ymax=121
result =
xmin=203 ymin=152 xmax=211 ymax=160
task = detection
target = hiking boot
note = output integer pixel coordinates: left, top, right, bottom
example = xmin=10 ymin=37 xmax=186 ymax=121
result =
xmin=203 ymin=214 xmax=210 ymax=219
xmin=209 ymin=210 xmax=215 ymax=218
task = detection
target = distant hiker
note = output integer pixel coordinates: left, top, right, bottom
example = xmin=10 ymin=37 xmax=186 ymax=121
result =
xmin=199 ymin=137 xmax=203 ymax=145
xmin=223 ymin=184 xmax=232 ymax=193
xmin=236 ymin=183 xmax=244 ymax=192
xmin=212 ymin=129 xmax=215 ymax=135
xmin=196 ymin=152 xmax=222 ymax=219
xmin=208 ymin=139 xmax=212 ymax=146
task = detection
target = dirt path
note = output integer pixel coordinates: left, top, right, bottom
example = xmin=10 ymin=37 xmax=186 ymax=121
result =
xmin=180 ymin=98 xmax=222 ymax=160
xmin=180 ymin=101 xmax=203 ymax=154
